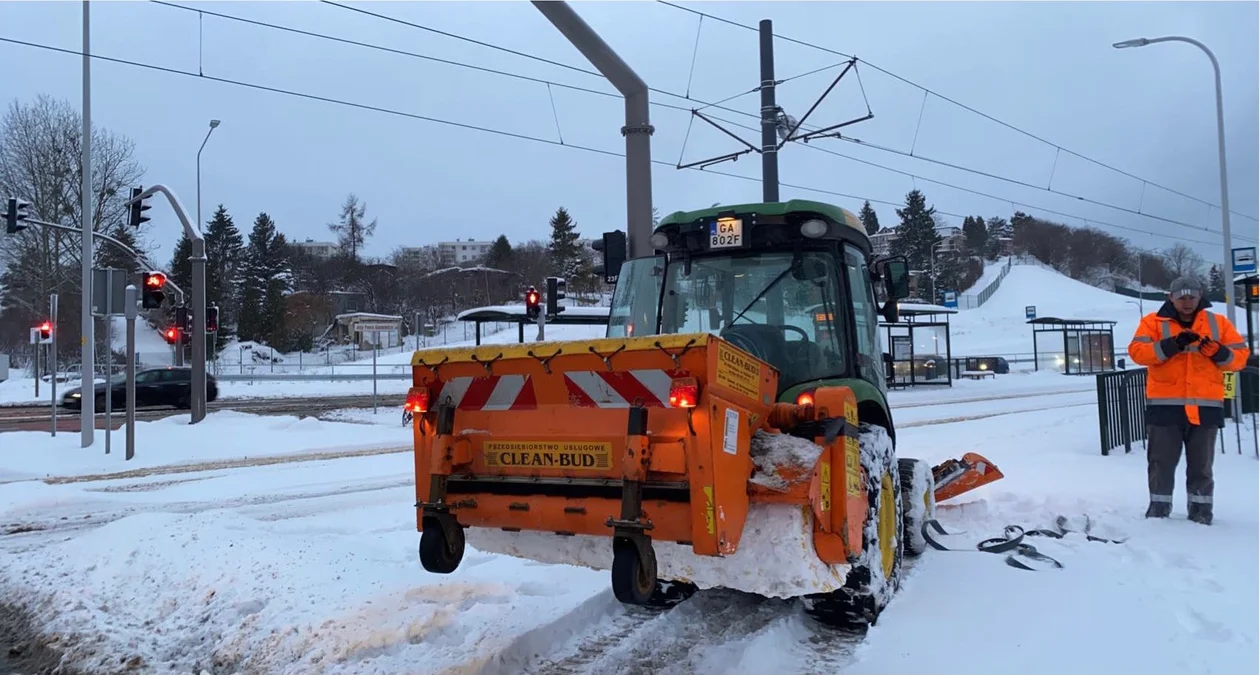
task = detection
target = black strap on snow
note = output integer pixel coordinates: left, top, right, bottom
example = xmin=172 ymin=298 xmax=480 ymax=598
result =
xmin=920 ymin=516 xmax=1123 ymax=571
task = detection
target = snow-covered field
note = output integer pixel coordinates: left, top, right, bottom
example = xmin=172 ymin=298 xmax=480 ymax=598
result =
xmin=1 ymin=376 xmax=1255 ymax=675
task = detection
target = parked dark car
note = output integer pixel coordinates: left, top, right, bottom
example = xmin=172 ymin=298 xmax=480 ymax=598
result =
xmin=60 ymin=366 xmax=218 ymax=410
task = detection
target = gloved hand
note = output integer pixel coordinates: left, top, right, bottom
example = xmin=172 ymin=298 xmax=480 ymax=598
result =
xmin=1199 ymin=338 xmax=1230 ymax=363
xmin=1175 ymin=331 xmax=1201 ymax=348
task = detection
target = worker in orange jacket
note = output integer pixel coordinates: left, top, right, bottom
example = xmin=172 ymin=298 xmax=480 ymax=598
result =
xmin=1128 ymin=276 xmax=1250 ymax=525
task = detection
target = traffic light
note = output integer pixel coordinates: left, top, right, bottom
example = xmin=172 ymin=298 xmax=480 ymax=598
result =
xmin=141 ymin=271 xmax=167 ymax=309
xmin=37 ymin=321 xmax=52 ymax=344
xmin=175 ymin=306 xmax=191 ymax=334
xmin=128 ymin=186 xmax=151 ymax=228
xmin=4 ymin=197 xmax=31 ymax=234
xmin=163 ymin=326 xmax=178 ymax=344
xmin=591 ymin=230 xmax=627 ymax=284
xmin=206 ymin=305 xmax=219 ymax=334
xmin=546 ymin=276 xmax=566 ymax=316
xmin=525 ymin=286 xmax=541 ymax=321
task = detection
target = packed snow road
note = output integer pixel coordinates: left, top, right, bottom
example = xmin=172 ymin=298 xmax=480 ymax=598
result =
xmin=0 ymin=384 xmax=1256 ymax=675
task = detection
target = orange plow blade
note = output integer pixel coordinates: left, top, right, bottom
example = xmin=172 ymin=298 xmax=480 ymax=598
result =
xmin=932 ymin=452 xmax=1004 ymax=503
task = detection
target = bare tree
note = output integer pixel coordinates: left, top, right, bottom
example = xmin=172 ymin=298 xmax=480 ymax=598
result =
xmin=327 ymin=193 xmax=377 ymax=261
xmin=1163 ymin=243 xmax=1205 ymax=280
xmin=0 ymin=94 xmax=145 ymax=362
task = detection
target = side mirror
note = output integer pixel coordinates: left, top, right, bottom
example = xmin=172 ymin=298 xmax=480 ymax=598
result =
xmin=881 ymin=258 xmax=911 ymax=300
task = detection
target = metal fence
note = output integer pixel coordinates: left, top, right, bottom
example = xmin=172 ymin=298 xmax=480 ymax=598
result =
xmin=1096 ymin=368 xmax=1147 ymax=456
xmin=955 ymin=257 xmax=1013 ymax=310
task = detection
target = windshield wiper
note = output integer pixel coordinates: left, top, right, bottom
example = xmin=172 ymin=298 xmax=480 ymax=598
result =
xmin=727 ymin=265 xmax=794 ymax=328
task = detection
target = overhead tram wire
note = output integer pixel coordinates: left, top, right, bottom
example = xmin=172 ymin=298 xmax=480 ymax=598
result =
xmin=154 ymin=0 xmax=1251 ymax=245
xmin=696 ymin=110 xmax=1228 ymax=248
xmin=301 ymin=1 xmax=1259 ymax=242
xmin=655 ymin=1 xmax=1260 ymax=229
xmin=0 ymin=36 xmax=1226 ymax=250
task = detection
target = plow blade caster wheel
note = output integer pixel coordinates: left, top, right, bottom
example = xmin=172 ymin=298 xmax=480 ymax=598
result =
xmin=419 ymin=517 xmax=465 ymax=574
xmin=612 ymin=539 xmax=658 ymax=605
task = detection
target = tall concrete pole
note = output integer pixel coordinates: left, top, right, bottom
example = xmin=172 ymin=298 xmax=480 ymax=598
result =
xmin=531 ymin=1 xmax=654 ymax=259
xmin=80 ymin=0 xmax=95 ymax=447
xmin=759 ymin=19 xmax=780 ymax=203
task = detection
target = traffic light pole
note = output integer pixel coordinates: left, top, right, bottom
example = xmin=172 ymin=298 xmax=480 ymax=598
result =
xmin=125 ymin=284 xmax=137 ymax=461
xmin=123 ymin=184 xmax=208 ymax=423
xmin=80 ymin=0 xmax=94 ymax=447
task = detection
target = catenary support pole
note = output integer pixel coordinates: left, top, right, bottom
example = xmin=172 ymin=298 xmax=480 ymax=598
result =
xmin=531 ymin=1 xmax=653 ymax=259
xmin=125 ymin=284 xmax=136 ymax=461
xmin=80 ymin=0 xmax=94 ymax=447
xmin=759 ymin=19 xmax=779 ymax=202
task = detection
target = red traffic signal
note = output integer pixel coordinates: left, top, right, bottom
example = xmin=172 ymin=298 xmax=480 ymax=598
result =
xmin=164 ymin=327 xmax=178 ymax=344
xmin=144 ymin=271 xmax=166 ymax=288
xmin=524 ymin=286 xmax=541 ymax=320
xmin=37 ymin=321 xmax=52 ymax=341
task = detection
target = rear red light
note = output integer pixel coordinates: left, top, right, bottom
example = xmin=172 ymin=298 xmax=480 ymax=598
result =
xmin=796 ymin=389 xmax=815 ymax=408
xmin=405 ymin=387 xmax=429 ymax=414
xmin=669 ymin=377 xmax=699 ymax=408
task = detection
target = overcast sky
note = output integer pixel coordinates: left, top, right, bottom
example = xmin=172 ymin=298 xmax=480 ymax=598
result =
xmin=2 ymin=0 xmax=1256 ymax=270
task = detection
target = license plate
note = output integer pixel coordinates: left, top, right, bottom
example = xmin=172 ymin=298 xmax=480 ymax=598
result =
xmin=709 ymin=218 xmax=743 ymax=248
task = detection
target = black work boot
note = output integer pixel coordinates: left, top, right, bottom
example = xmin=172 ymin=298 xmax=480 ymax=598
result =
xmin=1145 ymin=501 xmax=1171 ymax=518
xmin=1188 ymin=503 xmax=1213 ymax=525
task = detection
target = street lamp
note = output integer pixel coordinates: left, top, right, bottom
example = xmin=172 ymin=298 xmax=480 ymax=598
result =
xmin=1113 ymin=35 xmax=1236 ymax=328
xmin=196 ymin=119 xmax=221 ymax=231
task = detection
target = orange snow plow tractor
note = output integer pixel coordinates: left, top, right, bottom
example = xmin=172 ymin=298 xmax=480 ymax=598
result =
xmin=409 ymin=331 xmax=1004 ymax=623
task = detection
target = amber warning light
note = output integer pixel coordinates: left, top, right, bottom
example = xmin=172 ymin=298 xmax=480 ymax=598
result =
xmin=405 ymin=387 xmax=429 ymax=414
xmin=668 ymin=377 xmax=698 ymax=408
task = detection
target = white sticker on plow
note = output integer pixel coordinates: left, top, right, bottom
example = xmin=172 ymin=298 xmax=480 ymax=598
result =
xmin=723 ymin=408 xmax=739 ymax=455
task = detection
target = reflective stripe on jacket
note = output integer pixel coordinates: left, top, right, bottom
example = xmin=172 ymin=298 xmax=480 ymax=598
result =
xmin=1127 ymin=301 xmax=1250 ymax=426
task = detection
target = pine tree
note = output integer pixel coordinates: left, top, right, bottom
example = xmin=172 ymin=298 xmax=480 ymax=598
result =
xmin=1208 ymin=264 xmax=1225 ymax=298
xmin=893 ymin=189 xmax=940 ymax=274
xmin=328 ymin=193 xmax=377 ymax=261
xmin=547 ymin=207 xmax=583 ymax=279
xmin=859 ymin=200 xmax=880 ymax=236
xmin=93 ymin=224 xmax=149 ymax=277
xmin=203 ymin=205 xmax=244 ymax=343
xmin=238 ymin=212 xmax=293 ymax=347
xmin=962 ymin=216 xmax=988 ymax=257
xmin=168 ymin=233 xmax=193 ymax=302
xmin=984 ymin=216 xmax=1011 ymax=260
xmin=484 ymin=235 xmax=513 ymax=270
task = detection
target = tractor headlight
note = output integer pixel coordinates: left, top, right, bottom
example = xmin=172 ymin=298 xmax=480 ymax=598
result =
xmin=800 ymin=219 xmax=828 ymax=238
xmin=650 ymin=232 xmax=670 ymax=250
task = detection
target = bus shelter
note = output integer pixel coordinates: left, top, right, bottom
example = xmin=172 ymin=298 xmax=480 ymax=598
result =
xmin=880 ymin=303 xmax=957 ymax=388
xmin=457 ymin=305 xmax=611 ymax=345
xmin=1029 ymin=317 xmax=1117 ymax=375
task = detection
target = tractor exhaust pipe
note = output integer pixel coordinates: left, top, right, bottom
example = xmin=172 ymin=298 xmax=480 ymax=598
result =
xmin=531 ymin=1 xmax=654 ymax=260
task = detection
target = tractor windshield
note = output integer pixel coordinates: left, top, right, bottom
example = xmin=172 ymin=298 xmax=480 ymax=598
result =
xmin=608 ymin=251 xmax=848 ymax=391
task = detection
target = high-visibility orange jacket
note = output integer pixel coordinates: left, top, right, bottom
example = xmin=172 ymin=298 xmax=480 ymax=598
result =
xmin=1128 ymin=301 xmax=1250 ymax=426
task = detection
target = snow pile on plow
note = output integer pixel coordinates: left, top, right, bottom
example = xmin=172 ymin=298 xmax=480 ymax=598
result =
xmin=466 ymin=503 xmax=846 ymax=599
xmin=467 ymin=431 xmax=859 ymax=599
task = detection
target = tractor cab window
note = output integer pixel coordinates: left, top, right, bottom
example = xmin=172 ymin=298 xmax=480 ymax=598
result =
xmin=656 ymin=251 xmax=848 ymax=391
xmin=606 ymin=257 xmax=664 ymax=339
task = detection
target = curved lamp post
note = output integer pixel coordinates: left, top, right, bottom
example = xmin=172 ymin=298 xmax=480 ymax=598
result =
xmin=1113 ymin=36 xmax=1236 ymax=327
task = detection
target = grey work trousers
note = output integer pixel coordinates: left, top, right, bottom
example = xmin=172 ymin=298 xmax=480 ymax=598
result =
xmin=1147 ymin=423 xmax=1217 ymax=510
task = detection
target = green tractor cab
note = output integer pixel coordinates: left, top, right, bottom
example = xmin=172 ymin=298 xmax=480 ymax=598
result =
xmin=597 ymin=199 xmax=911 ymax=439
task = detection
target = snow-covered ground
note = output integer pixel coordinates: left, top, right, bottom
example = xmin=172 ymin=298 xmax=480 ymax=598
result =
xmin=1 ymin=377 xmax=1255 ymax=675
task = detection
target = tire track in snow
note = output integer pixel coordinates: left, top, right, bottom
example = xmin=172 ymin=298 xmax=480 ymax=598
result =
xmin=479 ymin=589 xmax=865 ymax=675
